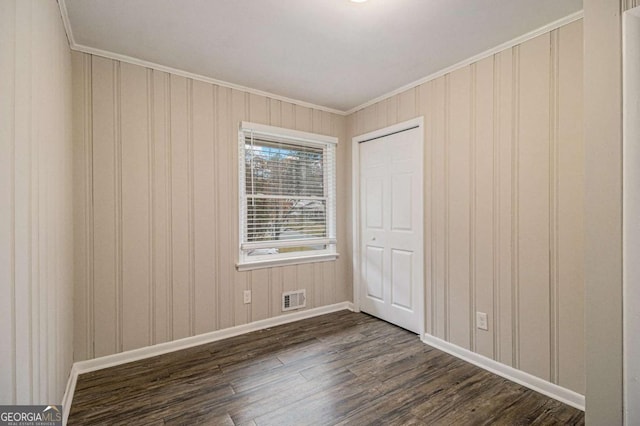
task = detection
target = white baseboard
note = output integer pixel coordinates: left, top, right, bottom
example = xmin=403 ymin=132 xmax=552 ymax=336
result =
xmin=421 ymin=334 xmax=585 ymax=411
xmin=61 ymin=302 xmax=354 ymax=424
xmin=62 ymin=365 xmax=79 ymax=426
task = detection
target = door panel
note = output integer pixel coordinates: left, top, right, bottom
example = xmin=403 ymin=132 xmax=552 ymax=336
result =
xmin=359 ymin=126 xmax=423 ymax=334
xmin=365 ymin=245 xmax=384 ymax=301
xmin=365 ymin=177 xmax=384 ymax=229
xmin=391 ymin=173 xmax=412 ymax=230
xmin=391 ymin=249 xmax=413 ymax=310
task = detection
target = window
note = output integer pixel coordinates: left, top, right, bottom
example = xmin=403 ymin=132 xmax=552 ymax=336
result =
xmin=237 ymin=122 xmax=338 ymax=271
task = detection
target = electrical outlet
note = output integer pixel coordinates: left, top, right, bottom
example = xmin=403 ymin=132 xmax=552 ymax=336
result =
xmin=243 ymin=290 xmax=251 ymax=304
xmin=476 ymin=312 xmax=488 ymax=331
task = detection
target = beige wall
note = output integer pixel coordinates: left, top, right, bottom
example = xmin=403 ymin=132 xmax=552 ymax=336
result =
xmin=0 ymin=0 xmax=74 ymax=404
xmin=348 ymin=20 xmax=584 ymax=394
xmin=584 ymin=0 xmax=639 ymax=423
xmin=72 ymin=52 xmax=351 ymax=361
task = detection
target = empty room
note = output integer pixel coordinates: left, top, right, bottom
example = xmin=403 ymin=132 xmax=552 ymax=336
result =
xmin=1 ymin=0 xmax=639 ymax=424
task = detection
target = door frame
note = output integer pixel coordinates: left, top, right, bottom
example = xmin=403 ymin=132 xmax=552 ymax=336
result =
xmin=623 ymin=6 xmax=640 ymax=424
xmin=351 ymin=116 xmax=425 ymax=337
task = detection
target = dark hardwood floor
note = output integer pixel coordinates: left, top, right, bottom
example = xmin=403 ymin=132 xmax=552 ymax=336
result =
xmin=68 ymin=310 xmax=584 ymax=425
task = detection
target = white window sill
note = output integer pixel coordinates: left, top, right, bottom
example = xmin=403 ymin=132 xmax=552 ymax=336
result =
xmin=236 ymin=253 xmax=339 ymax=271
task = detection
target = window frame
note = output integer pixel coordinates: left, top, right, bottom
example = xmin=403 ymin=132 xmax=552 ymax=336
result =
xmin=236 ymin=121 xmax=338 ymax=271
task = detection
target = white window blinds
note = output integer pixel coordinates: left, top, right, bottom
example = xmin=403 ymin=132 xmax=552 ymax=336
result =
xmin=238 ymin=122 xmax=337 ymax=269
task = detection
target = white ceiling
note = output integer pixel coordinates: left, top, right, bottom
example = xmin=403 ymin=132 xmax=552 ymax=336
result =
xmin=63 ymin=0 xmax=582 ymax=113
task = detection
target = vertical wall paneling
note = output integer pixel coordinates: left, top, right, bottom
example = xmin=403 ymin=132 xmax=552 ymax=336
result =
xmin=474 ymin=57 xmax=496 ymax=359
xmin=584 ymin=0 xmax=626 ymax=420
xmin=0 ymin=0 xmax=17 ymax=403
xmin=557 ymin=20 xmax=585 ymax=393
xmin=1 ymin=0 xmax=74 ymax=404
xmin=491 ymin=52 xmax=500 ymax=361
xmin=192 ymin=80 xmax=216 ymax=334
xmin=347 ymin=21 xmax=584 ymax=395
xmin=74 ymin=53 xmax=350 ymax=360
xmin=398 ymin=88 xmax=417 ymax=122
xmin=362 ymin=103 xmax=377 ymax=134
xmin=165 ymin=72 xmax=175 ymax=342
xmin=469 ymin=64 xmax=477 ymax=353
xmin=432 ymin=78 xmax=447 ymax=339
xmin=14 ymin=0 xmax=33 ymax=402
xmin=417 ymin=83 xmax=432 ymax=336
xmin=447 ymin=67 xmax=472 ymax=350
xmin=59 ymin=2 xmax=75 ymax=389
xmin=114 ymin=61 xmax=123 ymax=354
xmin=211 ymin=85 xmax=220 ymax=331
xmin=79 ymin=53 xmax=93 ymax=360
xmin=376 ymin=100 xmax=387 ymax=129
xmin=31 ymin=4 xmax=43 ymax=400
xmin=443 ymin=76 xmax=451 ymax=342
xmin=549 ymin=29 xmax=560 ymax=385
xmin=147 ymin=69 xmax=154 ymax=345
xmin=216 ymin=86 xmax=234 ymax=330
xmin=120 ymin=62 xmax=150 ymax=351
xmin=92 ymin=56 xmax=118 ymax=357
xmin=387 ymin=96 xmax=399 ymax=125
xmin=624 ymin=5 xmax=640 ymax=423
xmin=517 ymin=32 xmax=551 ymax=381
xmin=496 ymin=48 xmax=514 ymax=366
xmin=170 ymin=75 xmax=192 ymax=339
xmin=510 ymin=45 xmax=521 ymax=370
xmin=188 ymin=81 xmax=196 ymax=336
xmin=71 ymin=54 xmax=86 ymax=362
xmin=231 ymin=90 xmax=248 ymax=326
xmin=153 ymin=70 xmax=171 ymax=344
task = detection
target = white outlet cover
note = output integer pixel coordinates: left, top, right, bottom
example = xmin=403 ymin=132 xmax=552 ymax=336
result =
xmin=476 ymin=312 xmax=488 ymax=331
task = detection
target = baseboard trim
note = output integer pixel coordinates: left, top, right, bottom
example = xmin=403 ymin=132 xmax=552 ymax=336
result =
xmin=421 ymin=334 xmax=585 ymax=411
xmin=61 ymin=302 xmax=354 ymax=424
xmin=62 ymin=365 xmax=79 ymax=425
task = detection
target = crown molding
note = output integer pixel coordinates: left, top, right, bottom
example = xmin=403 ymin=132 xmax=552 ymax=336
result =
xmin=58 ymin=0 xmax=583 ymax=117
xmin=344 ymin=10 xmax=584 ymax=115
xmin=56 ymin=0 xmax=74 ymax=47
xmin=56 ymin=0 xmax=347 ymax=116
xmin=70 ymin=42 xmax=348 ymax=116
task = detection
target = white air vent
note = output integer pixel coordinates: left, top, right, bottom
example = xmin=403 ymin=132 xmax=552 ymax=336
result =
xmin=282 ymin=289 xmax=306 ymax=312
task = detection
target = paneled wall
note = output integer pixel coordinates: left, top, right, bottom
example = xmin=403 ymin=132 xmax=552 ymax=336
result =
xmin=72 ymin=53 xmax=351 ymax=361
xmin=348 ymin=20 xmax=584 ymax=394
xmin=584 ymin=0 xmax=638 ymax=422
xmin=0 ymin=0 xmax=74 ymax=404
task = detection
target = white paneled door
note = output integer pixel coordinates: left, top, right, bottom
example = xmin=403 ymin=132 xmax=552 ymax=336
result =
xmin=358 ymin=125 xmax=423 ymax=334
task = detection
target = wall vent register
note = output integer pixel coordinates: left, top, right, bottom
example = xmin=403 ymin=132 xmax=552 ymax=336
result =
xmin=282 ymin=290 xmax=307 ymax=311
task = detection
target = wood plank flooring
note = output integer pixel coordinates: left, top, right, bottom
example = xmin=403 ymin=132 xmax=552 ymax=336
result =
xmin=68 ymin=311 xmax=584 ymax=425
